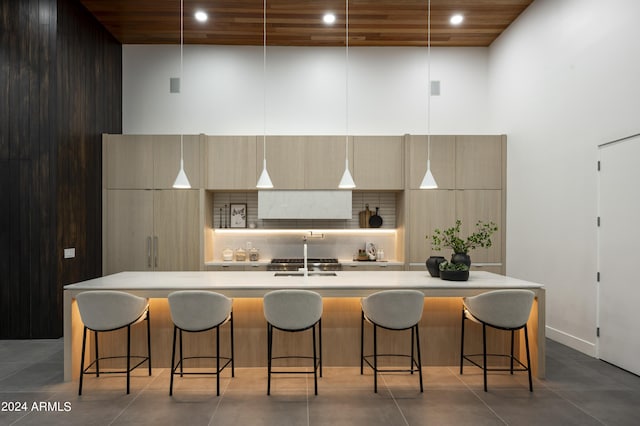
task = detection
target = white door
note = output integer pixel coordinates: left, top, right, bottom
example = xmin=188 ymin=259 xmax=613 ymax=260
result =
xmin=598 ymin=134 xmax=640 ymax=375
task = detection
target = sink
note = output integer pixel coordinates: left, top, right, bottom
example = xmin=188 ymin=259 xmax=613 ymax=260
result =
xmin=274 ymin=272 xmax=337 ymax=277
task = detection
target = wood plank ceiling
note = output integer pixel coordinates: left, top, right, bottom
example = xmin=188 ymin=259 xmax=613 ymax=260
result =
xmin=79 ymin=0 xmax=534 ymax=47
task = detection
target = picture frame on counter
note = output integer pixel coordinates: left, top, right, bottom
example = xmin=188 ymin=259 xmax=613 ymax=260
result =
xmin=229 ymin=203 xmax=247 ymax=228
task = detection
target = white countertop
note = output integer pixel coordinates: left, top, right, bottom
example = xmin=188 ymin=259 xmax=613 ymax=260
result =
xmin=64 ymin=270 xmax=543 ymax=297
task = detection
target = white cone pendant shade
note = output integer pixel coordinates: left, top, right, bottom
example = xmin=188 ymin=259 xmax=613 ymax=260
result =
xmin=173 ymin=158 xmax=191 ymax=189
xmin=419 ymin=159 xmax=438 ymax=189
xmin=257 ymin=158 xmax=273 ymax=188
xmin=339 ymin=158 xmax=356 ymax=189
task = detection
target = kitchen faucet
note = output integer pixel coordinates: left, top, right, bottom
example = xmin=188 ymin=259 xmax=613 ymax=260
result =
xmin=301 ymin=236 xmax=308 ymax=277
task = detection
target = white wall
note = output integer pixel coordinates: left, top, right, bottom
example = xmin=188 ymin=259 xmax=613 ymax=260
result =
xmin=123 ymin=45 xmax=492 ymax=135
xmin=489 ymin=0 xmax=640 ymax=355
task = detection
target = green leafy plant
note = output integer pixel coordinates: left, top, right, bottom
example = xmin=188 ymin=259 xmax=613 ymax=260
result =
xmin=438 ymin=260 xmax=469 ymax=271
xmin=427 ymin=219 xmax=498 ymax=254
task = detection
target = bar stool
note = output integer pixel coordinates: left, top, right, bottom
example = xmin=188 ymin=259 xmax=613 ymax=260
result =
xmin=77 ymin=291 xmax=151 ymax=395
xmin=460 ymin=289 xmax=535 ymax=392
xmin=168 ymin=291 xmax=234 ymax=396
xmin=263 ymin=289 xmax=323 ymax=395
xmin=360 ymin=290 xmax=424 ymax=393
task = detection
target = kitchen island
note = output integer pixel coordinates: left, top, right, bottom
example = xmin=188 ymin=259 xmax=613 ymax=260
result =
xmin=63 ymin=270 xmax=545 ymax=381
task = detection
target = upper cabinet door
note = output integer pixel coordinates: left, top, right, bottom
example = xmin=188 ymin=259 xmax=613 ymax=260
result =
xmin=104 ymin=134 xmax=202 ymax=189
xmin=305 ymin=136 xmax=349 ymax=189
xmin=259 ymin=136 xmax=305 ymax=189
xmin=206 ymin=136 xmax=257 ymax=189
xmin=353 ymin=136 xmax=403 ymax=190
xmin=154 ymin=135 xmax=202 ymax=189
xmin=407 ymin=135 xmax=456 ymax=189
xmin=455 ymin=135 xmax=504 ymax=189
xmin=104 ymin=135 xmax=154 ymax=189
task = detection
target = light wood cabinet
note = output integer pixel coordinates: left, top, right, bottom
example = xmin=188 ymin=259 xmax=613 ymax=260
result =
xmin=406 ymin=190 xmax=456 ymax=263
xmin=103 ymin=189 xmax=200 ymax=274
xmin=455 ymin=135 xmax=503 ymax=189
xmin=454 ymin=190 xmax=502 ymax=263
xmin=206 ymin=136 xmax=257 ymax=189
xmin=405 ymin=134 xmax=506 ymax=273
xmin=104 ymin=190 xmax=154 ymax=273
xmin=407 ymin=135 xmax=456 ymax=189
xmin=103 ymin=134 xmax=201 ymax=189
xmin=305 ymin=136 xmax=349 ymax=189
xmin=258 ymin=136 xmax=305 ymax=189
xmin=257 ymin=136 xmax=353 ymax=189
xmin=353 ymin=136 xmax=404 ymax=189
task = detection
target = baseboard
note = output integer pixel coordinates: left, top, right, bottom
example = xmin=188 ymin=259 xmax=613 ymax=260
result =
xmin=546 ymin=326 xmax=597 ymax=357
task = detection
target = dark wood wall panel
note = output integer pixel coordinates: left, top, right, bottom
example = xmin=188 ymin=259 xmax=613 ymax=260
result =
xmin=0 ymin=0 xmax=121 ymax=338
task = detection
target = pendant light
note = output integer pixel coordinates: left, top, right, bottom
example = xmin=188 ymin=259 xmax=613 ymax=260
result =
xmin=256 ymin=0 xmax=274 ymax=188
xmin=419 ymin=0 xmax=438 ymax=189
xmin=173 ymin=0 xmax=191 ymax=189
xmin=338 ymin=0 xmax=356 ymax=189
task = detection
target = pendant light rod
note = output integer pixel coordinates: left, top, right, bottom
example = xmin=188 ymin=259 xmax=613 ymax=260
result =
xmin=339 ymin=0 xmax=356 ymax=189
xmin=420 ymin=0 xmax=437 ymax=189
xmin=257 ymin=0 xmax=273 ymax=188
xmin=173 ymin=0 xmax=191 ymax=189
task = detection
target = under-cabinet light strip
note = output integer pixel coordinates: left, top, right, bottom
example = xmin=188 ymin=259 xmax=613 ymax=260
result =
xmin=213 ymin=229 xmax=396 ymax=235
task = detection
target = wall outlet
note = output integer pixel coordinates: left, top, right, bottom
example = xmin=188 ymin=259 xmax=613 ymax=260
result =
xmin=64 ymin=248 xmax=76 ymax=259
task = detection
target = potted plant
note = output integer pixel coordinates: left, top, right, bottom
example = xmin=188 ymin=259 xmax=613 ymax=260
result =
xmin=438 ymin=261 xmax=470 ymax=281
xmin=427 ymin=219 xmax=498 ymax=268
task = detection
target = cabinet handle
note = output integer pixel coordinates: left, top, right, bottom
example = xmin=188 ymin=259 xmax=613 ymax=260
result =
xmin=146 ymin=237 xmax=152 ymax=268
xmin=153 ymin=236 xmax=158 ymax=268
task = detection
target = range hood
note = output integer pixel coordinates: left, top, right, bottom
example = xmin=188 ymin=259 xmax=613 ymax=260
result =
xmin=258 ymin=190 xmax=352 ymax=219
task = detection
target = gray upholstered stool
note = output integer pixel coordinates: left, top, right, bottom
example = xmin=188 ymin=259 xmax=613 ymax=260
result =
xmin=76 ymin=290 xmax=151 ymax=395
xmin=460 ymin=289 xmax=535 ymax=392
xmin=263 ymin=289 xmax=323 ymax=395
xmin=168 ymin=291 xmax=234 ymax=396
xmin=360 ymin=289 xmax=425 ymax=393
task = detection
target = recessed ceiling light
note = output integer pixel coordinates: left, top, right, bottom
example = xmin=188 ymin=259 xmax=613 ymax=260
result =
xmin=194 ymin=10 xmax=208 ymax=23
xmin=323 ymin=13 xmax=336 ymax=25
xmin=450 ymin=14 xmax=464 ymax=25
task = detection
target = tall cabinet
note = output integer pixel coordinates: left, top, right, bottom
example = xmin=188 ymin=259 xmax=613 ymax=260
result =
xmin=102 ymin=135 xmax=202 ymax=274
xmin=405 ymin=135 xmax=506 ymax=273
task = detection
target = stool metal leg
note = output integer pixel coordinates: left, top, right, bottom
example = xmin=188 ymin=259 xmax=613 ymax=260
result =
xmin=482 ymin=323 xmax=487 ymax=392
xmin=126 ymin=324 xmax=131 ymax=395
xmin=230 ymin=312 xmax=235 ymax=377
xmin=312 ymin=323 xmax=318 ymax=395
xmin=79 ymin=326 xmax=88 ymax=395
xmin=216 ymin=324 xmax=220 ymax=396
xmin=410 ymin=325 xmax=415 ymax=374
xmin=415 ymin=324 xmax=423 ymax=392
xmin=510 ymin=329 xmax=515 ymax=375
xmin=360 ymin=311 xmax=364 ymax=375
xmin=318 ymin=318 xmax=323 ymax=378
xmin=267 ymin=323 xmax=273 ymax=395
xmin=525 ymin=325 xmax=533 ymax=392
xmin=373 ymin=323 xmax=378 ymax=393
xmin=95 ymin=330 xmax=100 ymax=377
xmin=147 ymin=310 xmax=152 ymax=376
xmin=460 ymin=309 xmax=466 ymax=375
xmin=179 ymin=329 xmax=184 ymax=377
xmin=169 ymin=326 xmax=177 ymax=396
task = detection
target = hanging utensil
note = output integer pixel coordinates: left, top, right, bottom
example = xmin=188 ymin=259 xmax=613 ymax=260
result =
xmin=359 ymin=204 xmax=371 ymax=228
xmin=369 ymin=207 xmax=383 ymax=228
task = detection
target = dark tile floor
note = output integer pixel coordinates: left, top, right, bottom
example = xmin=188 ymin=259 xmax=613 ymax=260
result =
xmin=1 ymin=338 xmax=639 ymax=425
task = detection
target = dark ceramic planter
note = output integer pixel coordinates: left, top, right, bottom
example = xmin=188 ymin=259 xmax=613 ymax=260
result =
xmin=451 ymin=252 xmax=471 ymax=268
xmin=439 ymin=269 xmax=470 ymax=281
xmin=425 ymin=256 xmax=446 ymax=277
